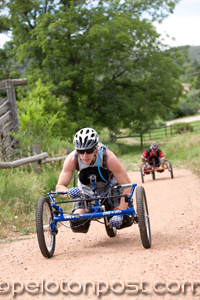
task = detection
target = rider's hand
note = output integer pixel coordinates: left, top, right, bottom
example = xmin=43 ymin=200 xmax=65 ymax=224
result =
xmin=110 ymin=215 xmax=123 ymax=228
xmin=145 ymin=164 xmax=151 ymax=170
xmin=67 ymin=187 xmax=82 ymax=199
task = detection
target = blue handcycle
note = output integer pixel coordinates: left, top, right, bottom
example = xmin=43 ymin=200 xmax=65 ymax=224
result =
xmin=36 ymin=176 xmax=151 ymax=258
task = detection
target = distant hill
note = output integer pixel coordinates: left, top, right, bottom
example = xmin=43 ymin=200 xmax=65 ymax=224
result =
xmin=187 ymin=45 xmax=200 ymax=62
xmin=175 ymin=45 xmax=200 ymax=63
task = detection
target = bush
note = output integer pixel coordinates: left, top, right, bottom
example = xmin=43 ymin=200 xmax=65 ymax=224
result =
xmin=154 ymin=119 xmax=166 ymax=127
xmin=172 ymin=122 xmax=193 ymax=134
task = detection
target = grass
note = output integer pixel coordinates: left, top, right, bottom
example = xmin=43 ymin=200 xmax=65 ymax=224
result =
xmin=1 ymin=129 xmax=200 ymax=241
xmin=0 ymin=237 xmax=35 ymax=244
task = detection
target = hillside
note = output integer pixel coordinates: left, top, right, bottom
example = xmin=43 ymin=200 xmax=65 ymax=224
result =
xmin=187 ymin=45 xmax=200 ymax=62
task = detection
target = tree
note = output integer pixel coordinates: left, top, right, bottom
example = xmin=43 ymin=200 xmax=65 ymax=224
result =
xmin=1 ymin=0 xmax=185 ymax=136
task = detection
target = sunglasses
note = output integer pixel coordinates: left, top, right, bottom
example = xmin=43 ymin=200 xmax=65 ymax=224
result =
xmin=77 ymin=148 xmax=96 ymax=155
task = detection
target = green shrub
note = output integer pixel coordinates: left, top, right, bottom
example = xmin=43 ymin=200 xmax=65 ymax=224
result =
xmin=172 ymin=122 xmax=193 ymax=134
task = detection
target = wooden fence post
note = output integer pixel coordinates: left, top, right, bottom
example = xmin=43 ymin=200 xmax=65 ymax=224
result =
xmin=140 ymin=133 xmax=143 ymax=148
xmin=5 ymin=80 xmax=19 ymax=132
xmin=148 ymin=129 xmax=151 ymax=140
xmin=32 ymin=144 xmax=42 ymax=173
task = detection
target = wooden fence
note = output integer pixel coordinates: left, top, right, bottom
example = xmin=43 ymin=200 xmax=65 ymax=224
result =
xmin=114 ymin=121 xmax=199 ymax=147
xmin=0 ymin=79 xmax=27 ymax=133
xmin=0 ymin=78 xmax=27 ymax=159
xmin=0 ymin=151 xmax=67 ymax=170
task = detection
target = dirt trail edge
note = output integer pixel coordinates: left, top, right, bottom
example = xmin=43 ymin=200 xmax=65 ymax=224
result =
xmin=1 ymin=168 xmax=200 ymax=300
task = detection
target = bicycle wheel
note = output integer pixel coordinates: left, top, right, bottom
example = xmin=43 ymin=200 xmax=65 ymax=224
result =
xmin=151 ymin=171 xmax=155 ymax=180
xmin=169 ymin=161 xmax=174 ymax=179
xmin=136 ymin=186 xmax=151 ymax=249
xmin=36 ymin=196 xmax=55 ymax=258
xmin=104 ymin=217 xmax=117 ymax=237
xmin=140 ymin=165 xmax=144 ymax=183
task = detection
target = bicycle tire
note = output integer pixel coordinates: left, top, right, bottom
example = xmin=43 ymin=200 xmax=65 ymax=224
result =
xmin=36 ymin=196 xmax=55 ymax=258
xmin=104 ymin=217 xmax=117 ymax=237
xmin=140 ymin=165 xmax=144 ymax=183
xmin=151 ymin=171 xmax=155 ymax=180
xmin=136 ymin=186 xmax=151 ymax=249
xmin=169 ymin=161 xmax=174 ymax=179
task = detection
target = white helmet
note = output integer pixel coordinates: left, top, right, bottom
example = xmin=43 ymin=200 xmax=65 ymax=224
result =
xmin=73 ymin=128 xmax=99 ymax=150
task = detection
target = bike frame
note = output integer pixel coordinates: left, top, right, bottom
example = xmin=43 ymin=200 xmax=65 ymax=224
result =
xmin=47 ymin=183 xmax=137 ymax=229
xmin=143 ymin=159 xmax=169 ymax=173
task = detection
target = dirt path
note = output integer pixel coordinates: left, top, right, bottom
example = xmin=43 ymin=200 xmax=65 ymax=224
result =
xmin=1 ymin=168 xmax=200 ymax=299
xmin=166 ymin=114 xmax=200 ymax=126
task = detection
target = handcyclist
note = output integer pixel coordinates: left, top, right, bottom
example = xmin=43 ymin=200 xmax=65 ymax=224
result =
xmin=56 ymin=127 xmax=134 ymax=233
xmin=141 ymin=142 xmax=165 ymax=174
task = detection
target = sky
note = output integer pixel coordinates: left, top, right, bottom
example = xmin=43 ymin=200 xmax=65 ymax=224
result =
xmin=0 ymin=0 xmax=200 ymax=48
xmin=154 ymin=0 xmax=200 ymax=47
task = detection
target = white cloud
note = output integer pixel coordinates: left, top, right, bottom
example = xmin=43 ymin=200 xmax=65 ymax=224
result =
xmin=154 ymin=0 xmax=200 ymax=47
xmin=0 ymin=33 xmax=11 ymax=48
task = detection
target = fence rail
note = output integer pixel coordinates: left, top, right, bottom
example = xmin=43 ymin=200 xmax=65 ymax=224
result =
xmin=0 ymin=152 xmax=67 ymax=170
xmin=115 ymin=120 xmax=200 ymax=146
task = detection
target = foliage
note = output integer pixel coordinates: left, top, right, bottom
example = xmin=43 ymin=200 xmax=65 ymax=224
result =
xmin=178 ymin=89 xmax=200 ymax=116
xmin=13 ymin=79 xmax=77 ymax=151
xmin=187 ymin=45 xmax=200 ymax=63
xmin=162 ymin=132 xmax=200 ymax=176
xmin=154 ymin=119 xmax=166 ymax=127
xmin=172 ymin=122 xmax=193 ymax=134
xmin=13 ymin=96 xmax=58 ymax=151
xmin=166 ymin=88 xmax=200 ymax=120
xmin=0 ymin=156 xmax=74 ymax=235
xmin=0 ymin=0 xmax=185 ymax=134
xmin=0 ymin=167 xmax=45 ymax=229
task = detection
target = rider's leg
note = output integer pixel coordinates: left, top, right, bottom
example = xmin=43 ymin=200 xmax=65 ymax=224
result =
xmin=70 ymin=202 xmax=91 ymax=233
xmin=156 ymin=159 xmax=164 ymax=172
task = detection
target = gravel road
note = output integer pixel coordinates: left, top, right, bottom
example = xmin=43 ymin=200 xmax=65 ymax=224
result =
xmin=166 ymin=114 xmax=200 ymax=126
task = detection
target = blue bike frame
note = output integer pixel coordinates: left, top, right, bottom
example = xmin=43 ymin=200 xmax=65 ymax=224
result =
xmin=47 ymin=183 xmax=137 ymax=230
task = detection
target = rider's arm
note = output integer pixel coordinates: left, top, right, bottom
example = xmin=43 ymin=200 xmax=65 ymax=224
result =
xmin=107 ymin=150 xmax=131 ymax=210
xmin=141 ymin=151 xmax=151 ymax=168
xmin=158 ymin=150 xmax=165 ymax=167
xmin=56 ymin=151 xmax=76 ymax=195
xmin=141 ymin=156 xmax=147 ymax=163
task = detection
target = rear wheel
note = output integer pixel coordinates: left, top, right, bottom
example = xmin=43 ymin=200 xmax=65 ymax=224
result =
xmin=169 ymin=161 xmax=174 ymax=179
xmin=104 ymin=218 xmax=117 ymax=237
xmin=136 ymin=186 xmax=151 ymax=249
xmin=36 ymin=196 xmax=55 ymax=258
xmin=140 ymin=165 xmax=144 ymax=183
xmin=151 ymin=171 xmax=155 ymax=180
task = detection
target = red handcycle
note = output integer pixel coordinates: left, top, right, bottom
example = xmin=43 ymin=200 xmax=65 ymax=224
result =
xmin=140 ymin=160 xmax=173 ymax=183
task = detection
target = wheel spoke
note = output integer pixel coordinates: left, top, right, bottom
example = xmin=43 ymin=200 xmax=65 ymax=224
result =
xmin=136 ymin=186 xmax=151 ymax=249
xmin=36 ymin=196 xmax=56 ymax=258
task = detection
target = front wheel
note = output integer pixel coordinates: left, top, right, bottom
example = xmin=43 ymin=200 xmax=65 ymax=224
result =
xmin=36 ymin=196 xmax=56 ymax=258
xmin=169 ymin=161 xmax=174 ymax=179
xmin=140 ymin=165 xmax=144 ymax=183
xmin=136 ymin=186 xmax=151 ymax=249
